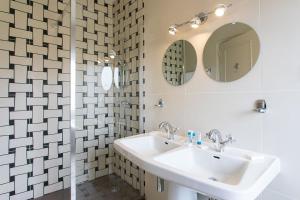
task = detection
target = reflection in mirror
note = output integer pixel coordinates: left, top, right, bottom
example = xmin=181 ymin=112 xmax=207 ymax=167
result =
xmin=114 ymin=67 xmax=119 ymax=88
xmin=101 ymin=66 xmax=113 ymax=90
xmin=162 ymin=40 xmax=197 ymax=86
xmin=203 ymin=22 xmax=260 ymax=82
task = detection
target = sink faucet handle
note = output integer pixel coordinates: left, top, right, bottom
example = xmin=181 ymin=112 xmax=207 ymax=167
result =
xmin=206 ymin=129 xmax=222 ymax=143
xmin=222 ymin=134 xmax=236 ymax=144
xmin=172 ymin=127 xmax=179 ymax=132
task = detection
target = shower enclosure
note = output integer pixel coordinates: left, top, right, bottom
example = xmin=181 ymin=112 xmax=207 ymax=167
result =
xmin=0 ymin=0 xmax=144 ymax=199
xmin=72 ymin=0 xmax=145 ymax=199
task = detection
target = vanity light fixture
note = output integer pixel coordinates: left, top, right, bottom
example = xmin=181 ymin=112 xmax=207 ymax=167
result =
xmin=190 ymin=12 xmax=208 ymax=29
xmin=190 ymin=18 xmax=201 ymax=29
xmin=168 ymin=4 xmax=232 ymax=35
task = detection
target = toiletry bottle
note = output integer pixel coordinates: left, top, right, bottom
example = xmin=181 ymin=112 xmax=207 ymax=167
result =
xmin=187 ymin=130 xmax=194 ymax=145
xmin=196 ymin=132 xmax=202 ymax=146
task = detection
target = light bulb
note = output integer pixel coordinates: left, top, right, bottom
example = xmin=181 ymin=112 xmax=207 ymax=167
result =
xmin=108 ymin=50 xmax=117 ymax=59
xmin=168 ymin=25 xmax=177 ymax=35
xmin=215 ymin=4 xmax=226 ymax=17
xmin=104 ymin=57 xmax=110 ymax=63
xmin=190 ymin=17 xmax=200 ymax=29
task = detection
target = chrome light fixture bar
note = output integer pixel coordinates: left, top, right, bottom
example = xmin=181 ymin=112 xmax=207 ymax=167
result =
xmin=168 ymin=4 xmax=232 ymax=35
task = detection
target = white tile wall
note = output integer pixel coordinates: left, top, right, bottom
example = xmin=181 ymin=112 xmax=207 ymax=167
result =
xmin=144 ymin=0 xmax=300 ymax=200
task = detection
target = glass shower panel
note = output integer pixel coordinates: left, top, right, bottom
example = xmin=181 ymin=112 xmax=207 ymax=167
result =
xmin=74 ymin=0 xmax=116 ymax=199
xmin=70 ymin=0 xmax=145 ymax=199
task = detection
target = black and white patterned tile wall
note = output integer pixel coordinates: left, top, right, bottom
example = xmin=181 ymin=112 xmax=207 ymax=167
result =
xmin=163 ymin=40 xmax=184 ymax=86
xmin=112 ymin=0 xmax=145 ymax=195
xmin=75 ymin=0 xmax=116 ymax=184
xmin=0 ymin=0 xmax=71 ymax=199
xmin=0 ymin=0 xmax=145 ymax=199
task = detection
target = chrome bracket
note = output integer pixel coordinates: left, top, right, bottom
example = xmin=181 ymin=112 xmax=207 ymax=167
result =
xmin=157 ymin=177 xmax=165 ymax=192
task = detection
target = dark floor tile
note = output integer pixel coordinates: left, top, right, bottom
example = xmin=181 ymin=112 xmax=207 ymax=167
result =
xmin=36 ymin=174 xmax=144 ymax=200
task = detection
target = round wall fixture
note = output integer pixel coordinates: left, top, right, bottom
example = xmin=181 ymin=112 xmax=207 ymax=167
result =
xmin=101 ymin=66 xmax=113 ymax=91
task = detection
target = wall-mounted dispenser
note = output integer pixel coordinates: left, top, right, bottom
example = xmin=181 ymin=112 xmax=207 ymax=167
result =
xmin=155 ymin=98 xmax=165 ymax=108
xmin=255 ymin=100 xmax=267 ymax=113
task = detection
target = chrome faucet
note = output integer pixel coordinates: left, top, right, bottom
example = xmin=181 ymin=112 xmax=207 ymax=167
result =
xmin=206 ymin=129 xmax=235 ymax=152
xmin=159 ymin=121 xmax=179 ymax=140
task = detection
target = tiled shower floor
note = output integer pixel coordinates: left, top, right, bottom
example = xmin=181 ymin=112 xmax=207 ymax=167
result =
xmin=36 ymin=174 xmax=144 ymax=200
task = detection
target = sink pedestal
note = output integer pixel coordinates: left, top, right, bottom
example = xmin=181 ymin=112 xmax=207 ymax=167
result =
xmin=168 ymin=182 xmax=197 ymax=200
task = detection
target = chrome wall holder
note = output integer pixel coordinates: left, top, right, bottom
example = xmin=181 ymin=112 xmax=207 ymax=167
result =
xmin=155 ymin=98 xmax=165 ymax=108
xmin=157 ymin=177 xmax=165 ymax=192
xmin=255 ymin=99 xmax=267 ymax=113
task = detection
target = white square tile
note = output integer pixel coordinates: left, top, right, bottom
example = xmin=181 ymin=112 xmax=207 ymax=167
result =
xmin=0 ymin=69 xmax=14 ymax=79
xmin=14 ymin=120 xmax=27 ymax=138
xmin=15 ymin=147 xmax=27 ymax=166
xmin=0 ymin=50 xmax=9 ymax=69
xmin=10 ymin=110 xmax=32 ymax=120
xmin=32 ymin=106 xmax=43 ymax=124
xmin=0 ymin=108 xmax=9 ymax=126
xmin=48 ymin=93 xmax=58 ymax=109
xmin=32 ymin=54 xmax=43 ymax=72
xmin=10 ymin=55 xmax=32 ymax=66
xmin=0 ymin=136 xmax=9 ymax=155
xmin=0 ymin=0 xmax=10 ymax=12
xmin=48 ymin=44 xmax=58 ymax=61
xmin=10 ymin=190 xmax=33 ymax=200
xmin=15 ymin=38 xmax=27 ymax=57
xmin=32 ymin=2 xmax=43 ymax=21
xmin=0 ymin=79 xmax=9 ymax=97
xmin=33 ymin=183 xmax=44 ymax=198
xmin=63 ymin=82 xmax=70 ymax=97
xmin=0 ymin=21 xmax=9 ymax=40
xmin=48 ymin=143 xmax=58 ymax=159
xmin=32 ymin=80 xmax=43 ymax=98
xmin=44 ymin=182 xmax=63 ymax=195
xmin=15 ymin=93 xmax=27 ymax=111
xmin=15 ymin=174 xmax=28 ymax=194
xmin=33 ymin=157 xmax=44 ymax=176
xmin=9 ymin=83 xmax=32 ymax=93
xmin=33 ymin=131 xmax=43 ymax=150
xmin=48 ymin=118 xmax=58 ymax=135
xmin=0 ymin=165 xmax=9 ymax=184
xmin=10 ymin=1 xmax=32 ymax=13
xmin=15 ymin=10 xmax=27 ymax=30
xmin=33 ymin=28 xmax=43 ymax=46
xmin=47 ymin=69 xmax=58 ymax=85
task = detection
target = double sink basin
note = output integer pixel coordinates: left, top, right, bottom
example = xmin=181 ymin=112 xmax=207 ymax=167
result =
xmin=114 ymin=131 xmax=280 ymax=200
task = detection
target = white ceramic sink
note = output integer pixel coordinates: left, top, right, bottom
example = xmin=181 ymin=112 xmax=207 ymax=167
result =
xmin=116 ymin=134 xmax=180 ymax=157
xmin=114 ymin=132 xmax=280 ymax=200
xmin=154 ymin=146 xmax=249 ymax=185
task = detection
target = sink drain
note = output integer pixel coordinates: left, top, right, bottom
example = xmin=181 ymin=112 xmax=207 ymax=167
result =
xmin=208 ymin=177 xmax=218 ymax=182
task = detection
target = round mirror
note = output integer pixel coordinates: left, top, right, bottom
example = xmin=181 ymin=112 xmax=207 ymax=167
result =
xmin=203 ymin=22 xmax=260 ymax=82
xmin=162 ymin=40 xmax=197 ymax=86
